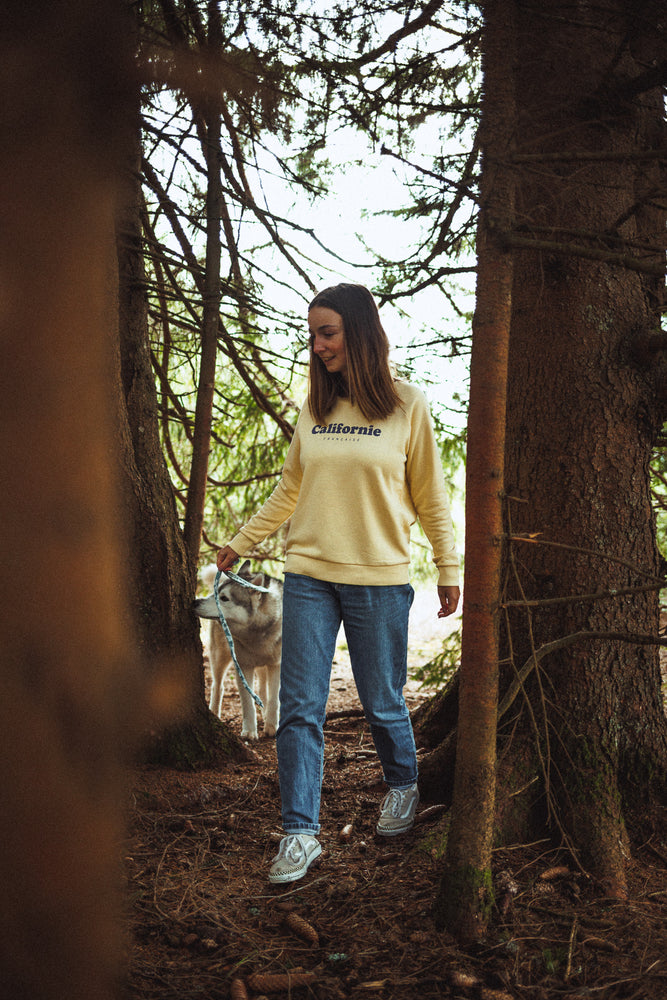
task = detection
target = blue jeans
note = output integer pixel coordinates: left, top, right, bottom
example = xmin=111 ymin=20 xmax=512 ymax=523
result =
xmin=277 ymin=573 xmax=417 ymax=835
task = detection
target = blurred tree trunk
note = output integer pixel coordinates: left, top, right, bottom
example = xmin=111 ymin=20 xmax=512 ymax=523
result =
xmin=0 ymin=3 xmax=136 ymax=996
xmin=420 ymin=0 xmax=667 ymax=903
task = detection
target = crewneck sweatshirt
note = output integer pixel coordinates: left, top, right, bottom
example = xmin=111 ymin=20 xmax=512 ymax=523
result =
xmin=229 ymin=381 xmax=460 ymax=587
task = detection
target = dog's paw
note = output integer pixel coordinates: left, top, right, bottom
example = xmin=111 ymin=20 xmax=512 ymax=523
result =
xmin=263 ymin=723 xmax=277 ymax=739
xmin=240 ymin=727 xmax=259 ymax=741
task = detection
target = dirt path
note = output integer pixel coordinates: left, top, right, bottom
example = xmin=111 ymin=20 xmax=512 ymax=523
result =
xmin=124 ymin=593 xmax=667 ymax=1000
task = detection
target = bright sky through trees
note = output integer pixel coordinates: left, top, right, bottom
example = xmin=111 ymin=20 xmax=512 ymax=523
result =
xmin=251 ymin=118 xmax=475 ymax=431
xmin=200 ymin=0 xmax=479 ymax=431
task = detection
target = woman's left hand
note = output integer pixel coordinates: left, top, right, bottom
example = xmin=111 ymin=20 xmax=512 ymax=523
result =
xmin=437 ymin=585 xmax=460 ymax=618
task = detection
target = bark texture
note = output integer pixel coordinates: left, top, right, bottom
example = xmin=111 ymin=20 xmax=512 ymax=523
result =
xmin=498 ymin=0 xmax=667 ymax=894
xmin=420 ymin=0 xmax=667 ymax=901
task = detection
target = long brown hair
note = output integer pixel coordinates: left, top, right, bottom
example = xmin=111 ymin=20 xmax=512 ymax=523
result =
xmin=307 ymin=283 xmax=402 ymax=424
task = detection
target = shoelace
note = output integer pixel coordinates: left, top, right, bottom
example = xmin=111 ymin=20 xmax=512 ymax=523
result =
xmin=382 ymin=788 xmax=407 ymax=816
xmin=279 ymin=835 xmax=307 ymax=863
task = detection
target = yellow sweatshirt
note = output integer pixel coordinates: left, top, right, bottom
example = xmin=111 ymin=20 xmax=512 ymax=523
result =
xmin=229 ymin=381 xmax=460 ymax=587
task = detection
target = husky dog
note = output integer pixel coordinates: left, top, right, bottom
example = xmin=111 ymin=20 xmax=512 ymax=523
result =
xmin=194 ymin=562 xmax=282 ymax=740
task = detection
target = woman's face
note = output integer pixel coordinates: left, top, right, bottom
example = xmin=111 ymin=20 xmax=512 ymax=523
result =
xmin=309 ymin=306 xmax=347 ymax=377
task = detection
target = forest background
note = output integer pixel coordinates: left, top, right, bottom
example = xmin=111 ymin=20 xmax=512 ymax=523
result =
xmin=139 ymin=0 xmax=475 ymax=579
xmin=1 ymin=0 xmax=666 ymax=996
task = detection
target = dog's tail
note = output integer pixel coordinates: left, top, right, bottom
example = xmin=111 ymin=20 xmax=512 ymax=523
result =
xmin=199 ymin=563 xmax=218 ymax=594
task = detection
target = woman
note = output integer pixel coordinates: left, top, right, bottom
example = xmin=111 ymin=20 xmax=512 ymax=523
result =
xmin=216 ymin=283 xmax=460 ymax=884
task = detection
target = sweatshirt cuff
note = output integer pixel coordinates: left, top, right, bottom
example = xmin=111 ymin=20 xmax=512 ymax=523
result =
xmin=437 ymin=565 xmax=460 ymax=588
xmin=229 ymin=530 xmax=255 ymax=557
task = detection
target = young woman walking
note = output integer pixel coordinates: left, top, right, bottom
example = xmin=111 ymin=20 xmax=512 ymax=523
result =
xmin=216 ymin=283 xmax=460 ymax=883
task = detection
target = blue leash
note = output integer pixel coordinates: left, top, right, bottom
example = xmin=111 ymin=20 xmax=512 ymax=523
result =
xmin=213 ymin=568 xmax=270 ymax=710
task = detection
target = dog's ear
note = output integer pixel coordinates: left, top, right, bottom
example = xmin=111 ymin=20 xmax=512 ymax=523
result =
xmin=239 ymin=559 xmax=251 ymax=575
xmin=250 ymin=573 xmax=265 ymax=589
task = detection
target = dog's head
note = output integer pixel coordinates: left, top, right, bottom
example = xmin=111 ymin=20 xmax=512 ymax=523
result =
xmin=193 ymin=561 xmax=274 ymax=622
xmin=227 ymin=559 xmax=268 ymax=591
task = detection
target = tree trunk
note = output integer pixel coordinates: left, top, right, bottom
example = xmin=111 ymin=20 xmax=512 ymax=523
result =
xmin=183 ymin=1 xmax=223 ymax=569
xmin=421 ymin=0 xmax=667 ymax=901
xmin=499 ymin=0 xmax=667 ymax=897
xmin=116 ymin=92 xmax=247 ymax=768
xmin=0 ymin=3 xmax=136 ymax=995
xmin=435 ymin=0 xmax=516 ymax=943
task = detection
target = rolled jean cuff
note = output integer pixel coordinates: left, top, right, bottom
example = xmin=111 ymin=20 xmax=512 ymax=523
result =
xmin=283 ymin=825 xmax=320 ymax=836
xmin=388 ymin=776 xmax=418 ymax=790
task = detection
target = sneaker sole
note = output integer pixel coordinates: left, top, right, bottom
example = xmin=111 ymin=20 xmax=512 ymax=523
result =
xmin=376 ymin=819 xmax=416 ymax=836
xmin=268 ymin=844 xmax=322 ymax=884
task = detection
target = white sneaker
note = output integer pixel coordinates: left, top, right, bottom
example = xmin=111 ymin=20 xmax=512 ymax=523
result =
xmin=268 ymin=834 xmax=322 ymax=884
xmin=376 ymin=782 xmax=419 ymax=836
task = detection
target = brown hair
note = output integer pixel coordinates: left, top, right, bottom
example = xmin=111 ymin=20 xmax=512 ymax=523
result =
xmin=307 ymin=283 xmax=402 ymax=424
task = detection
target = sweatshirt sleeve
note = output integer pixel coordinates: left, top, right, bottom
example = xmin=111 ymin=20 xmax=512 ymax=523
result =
xmin=228 ymin=416 xmax=303 ymax=556
xmin=404 ymin=388 xmax=460 ymax=587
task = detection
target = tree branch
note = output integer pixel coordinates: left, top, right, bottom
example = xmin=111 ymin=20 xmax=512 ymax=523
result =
xmin=502 ymin=581 xmax=664 ymax=609
xmin=345 ymin=0 xmax=447 ymax=69
xmin=142 ymin=158 xmax=295 ymax=441
xmin=508 ymin=534 xmax=664 ymax=582
xmin=509 ymin=148 xmax=667 ymax=163
xmin=498 ymin=630 xmax=667 ymax=723
xmin=502 ymin=233 xmax=665 ymax=276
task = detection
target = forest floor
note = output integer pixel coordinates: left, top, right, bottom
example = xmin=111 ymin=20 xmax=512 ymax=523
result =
xmin=123 ymin=592 xmax=667 ymax=1000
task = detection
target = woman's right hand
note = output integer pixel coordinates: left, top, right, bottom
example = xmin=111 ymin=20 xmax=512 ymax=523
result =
xmin=216 ymin=546 xmax=239 ymax=572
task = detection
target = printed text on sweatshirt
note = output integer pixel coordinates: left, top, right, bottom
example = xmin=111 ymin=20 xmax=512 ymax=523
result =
xmin=229 ymin=381 xmax=459 ymax=587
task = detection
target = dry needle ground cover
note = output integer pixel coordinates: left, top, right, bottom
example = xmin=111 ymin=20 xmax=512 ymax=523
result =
xmin=123 ymin=599 xmax=667 ymax=1000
